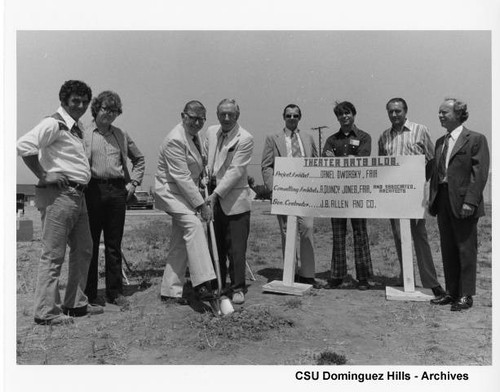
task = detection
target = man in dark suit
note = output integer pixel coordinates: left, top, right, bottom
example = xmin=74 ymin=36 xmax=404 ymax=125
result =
xmin=261 ymin=104 xmax=318 ymax=286
xmin=429 ymin=98 xmax=490 ymax=311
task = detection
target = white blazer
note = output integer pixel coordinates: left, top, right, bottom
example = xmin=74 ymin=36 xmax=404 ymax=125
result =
xmin=205 ymin=123 xmax=254 ymax=216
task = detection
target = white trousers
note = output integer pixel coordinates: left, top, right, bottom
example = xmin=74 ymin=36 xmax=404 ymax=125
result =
xmin=161 ymin=213 xmax=216 ymax=298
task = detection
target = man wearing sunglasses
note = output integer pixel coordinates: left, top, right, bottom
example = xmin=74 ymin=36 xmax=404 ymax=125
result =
xmin=261 ymin=104 xmax=318 ymax=286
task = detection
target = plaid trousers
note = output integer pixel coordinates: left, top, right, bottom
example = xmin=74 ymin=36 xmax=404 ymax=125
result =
xmin=330 ymin=218 xmax=373 ymax=280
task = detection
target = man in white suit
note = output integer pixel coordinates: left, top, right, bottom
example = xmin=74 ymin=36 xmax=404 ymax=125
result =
xmin=205 ymin=99 xmax=254 ymax=304
xmin=261 ymin=104 xmax=318 ymax=286
xmin=155 ymin=100 xmax=216 ymax=305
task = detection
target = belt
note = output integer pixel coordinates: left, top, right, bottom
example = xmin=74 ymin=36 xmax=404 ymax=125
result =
xmin=90 ymin=177 xmax=125 ymax=186
xmin=67 ymin=181 xmax=87 ymax=191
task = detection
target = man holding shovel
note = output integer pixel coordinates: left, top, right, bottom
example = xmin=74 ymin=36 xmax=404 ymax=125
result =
xmin=205 ymin=99 xmax=254 ymax=305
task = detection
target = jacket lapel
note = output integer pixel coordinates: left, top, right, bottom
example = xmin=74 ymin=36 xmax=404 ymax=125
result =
xmin=274 ymin=131 xmax=287 ymax=157
xmin=214 ymin=126 xmax=239 ymax=174
xmin=449 ymin=127 xmax=470 ymax=162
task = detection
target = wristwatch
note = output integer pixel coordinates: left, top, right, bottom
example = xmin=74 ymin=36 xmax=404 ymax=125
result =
xmin=130 ymin=180 xmax=140 ymax=187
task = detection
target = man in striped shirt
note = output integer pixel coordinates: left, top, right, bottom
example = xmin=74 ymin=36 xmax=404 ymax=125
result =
xmin=378 ymin=97 xmax=445 ymax=298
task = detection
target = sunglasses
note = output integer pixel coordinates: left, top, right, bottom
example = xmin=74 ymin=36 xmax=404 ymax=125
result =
xmin=285 ymin=114 xmax=300 ymax=119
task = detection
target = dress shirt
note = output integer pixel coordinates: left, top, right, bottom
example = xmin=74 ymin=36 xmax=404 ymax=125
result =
xmin=89 ymin=125 xmax=125 ymax=179
xmin=322 ymin=125 xmax=371 ymax=157
xmin=284 ymin=127 xmax=305 ymax=157
xmin=378 ymin=120 xmax=434 ymax=162
xmin=17 ymin=107 xmax=91 ymax=184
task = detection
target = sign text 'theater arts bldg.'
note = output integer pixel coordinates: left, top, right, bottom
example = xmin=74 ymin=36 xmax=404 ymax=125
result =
xmin=270 ymin=156 xmax=427 ymax=219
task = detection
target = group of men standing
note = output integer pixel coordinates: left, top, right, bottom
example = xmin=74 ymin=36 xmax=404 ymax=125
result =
xmin=261 ymin=97 xmax=489 ymax=312
xmin=17 ymin=78 xmax=489 ymax=326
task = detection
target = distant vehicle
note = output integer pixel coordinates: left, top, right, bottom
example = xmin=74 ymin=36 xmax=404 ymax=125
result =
xmin=127 ymin=191 xmax=154 ymax=210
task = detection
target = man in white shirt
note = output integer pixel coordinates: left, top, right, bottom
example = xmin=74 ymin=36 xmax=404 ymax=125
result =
xmin=261 ymin=104 xmax=318 ymax=286
xmin=17 ymin=80 xmax=103 ymax=325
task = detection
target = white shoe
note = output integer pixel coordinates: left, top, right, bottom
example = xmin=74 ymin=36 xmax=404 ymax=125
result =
xmin=232 ymin=292 xmax=245 ymax=304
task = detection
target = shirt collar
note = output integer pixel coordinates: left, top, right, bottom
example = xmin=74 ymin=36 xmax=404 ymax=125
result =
xmin=218 ymin=123 xmax=239 ymax=140
xmin=390 ymin=119 xmax=412 ymax=134
xmin=284 ymin=127 xmax=300 ymax=136
xmin=448 ymin=125 xmax=463 ymax=141
xmin=57 ymin=106 xmax=79 ymax=130
xmin=335 ymin=124 xmax=359 ymax=138
xmin=91 ymin=121 xmax=114 ymax=136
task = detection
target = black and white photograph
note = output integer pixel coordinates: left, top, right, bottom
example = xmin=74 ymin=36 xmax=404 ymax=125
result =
xmin=3 ymin=1 xmax=498 ymax=391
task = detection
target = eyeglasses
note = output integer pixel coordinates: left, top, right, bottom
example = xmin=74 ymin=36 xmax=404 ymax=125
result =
xmin=285 ymin=114 xmax=300 ymax=119
xmin=100 ymin=106 xmax=120 ymax=115
xmin=183 ymin=112 xmax=206 ymax=122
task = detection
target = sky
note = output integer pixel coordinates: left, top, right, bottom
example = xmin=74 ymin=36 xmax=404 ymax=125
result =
xmin=15 ymin=30 xmax=492 ymax=189
xmin=3 ymin=1 xmax=500 ymax=391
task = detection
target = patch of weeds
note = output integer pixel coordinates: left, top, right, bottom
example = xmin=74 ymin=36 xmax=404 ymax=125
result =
xmin=284 ymin=297 xmax=302 ymax=309
xmin=315 ymin=350 xmax=347 ymax=365
xmin=190 ymin=306 xmax=294 ymax=350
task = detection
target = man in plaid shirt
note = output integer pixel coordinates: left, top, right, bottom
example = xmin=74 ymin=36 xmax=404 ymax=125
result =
xmin=378 ymin=97 xmax=445 ymax=298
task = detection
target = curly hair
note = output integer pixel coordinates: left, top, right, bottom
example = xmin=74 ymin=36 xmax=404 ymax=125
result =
xmin=59 ymin=80 xmax=92 ymax=105
xmin=444 ymin=97 xmax=469 ymax=123
xmin=90 ymin=91 xmax=123 ymax=119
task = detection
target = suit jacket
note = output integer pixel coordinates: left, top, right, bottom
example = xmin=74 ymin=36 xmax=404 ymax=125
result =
xmin=261 ymin=129 xmax=318 ymax=192
xmin=205 ymin=124 xmax=254 ymax=215
xmin=154 ymin=123 xmax=206 ymax=215
xmin=429 ymin=126 xmax=489 ymax=218
xmin=84 ymin=124 xmax=145 ymax=184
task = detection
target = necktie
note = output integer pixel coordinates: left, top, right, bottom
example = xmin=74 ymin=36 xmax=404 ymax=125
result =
xmin=291 ymin=130 xmax=302 ymax=157
xmin=192 ymin=136 xmax=201 ymax=154
xmin=217 ymin=133 xmax=227 ymax=152
xmin=437 ymin=134 xmax=450 ymax=183
xmin=71 ymin=123 xmax=83 ymax=139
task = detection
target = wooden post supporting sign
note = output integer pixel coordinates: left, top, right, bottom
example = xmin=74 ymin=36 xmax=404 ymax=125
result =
xmin=385 ymin=219 xmax=434 ymax=301
xmin=262 ymin=216 xmax=312 ymax=296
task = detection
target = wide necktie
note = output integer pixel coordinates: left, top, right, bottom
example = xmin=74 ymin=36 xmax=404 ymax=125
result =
xmin=437 ymin=134 xmax=450 ymax=183
xmin=291 ymin=130 xmax=302 ymax=157
xmin=71 ymin=123 xmax=83 ymax=139
xmin=192 ymin=136 xmax=202 ymax=154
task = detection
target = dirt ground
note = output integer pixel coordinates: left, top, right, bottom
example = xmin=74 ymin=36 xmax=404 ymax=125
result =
xmin=15 ymin=202 xmax=492 ymax=366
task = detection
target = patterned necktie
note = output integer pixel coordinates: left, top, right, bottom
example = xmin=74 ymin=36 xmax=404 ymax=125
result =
xmin=71 ymin=123 xmax=83 ymax=139
xmin=291 ymin=130 xmax=302 ymax=157
xmin=192 ymin=136 xmax=201 ymax=154
xmin=437 ymin=134 xmax=450 ymax=182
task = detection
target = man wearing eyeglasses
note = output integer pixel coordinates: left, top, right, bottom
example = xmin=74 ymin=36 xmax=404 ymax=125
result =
xmin=205 ymin=99 xmax=254 ymax=304
xmin=155 ymin=101 xmax=216 ymax=305
xmin=261 ymin=104 xmax=318 ymax=286
xmin=83 ymin=91 xmax=145 ymax=310
xmin=17 ymin=80 xmax=101 ymax=325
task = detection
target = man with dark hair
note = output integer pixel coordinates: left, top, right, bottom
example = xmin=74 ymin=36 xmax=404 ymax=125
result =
xmin=378 ymin=97 xmax=445 ymax=297
xmin=261 ymin=104 xmax=318 ymax=286
xmin=323 ymin=101 xmax=373 ymax=290
xmin=17 ymin=80 xmax=103 ymax=325
xmin=155 ymin=100 xmax=216 ymax=305
xmin=205 ymin=99 xmax=254 ymax=304
xmin=429 ymin=98 xmax=489 ymax=311
xmin=83 ymin=91 xmax=145 ymax=309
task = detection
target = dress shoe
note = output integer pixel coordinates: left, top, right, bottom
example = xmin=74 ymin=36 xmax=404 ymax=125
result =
xmin=296 ymin=275 xmax=320 ymax=287
xmin=161 ymin=296 xmax=189 ymax=306
xmin=324 ymin=278 xmax=343 ymax=289
xmin=196 ymin=281 xmax=215 ymax=301
xmin=357 ymin=279 xmax=370 ymax=291
xmin=450 ymin=296 xmax=473 ymax=311
xmin=87 ymin=304 xmax=104 ymax=315
xmin=88 ymin=296 xmax=106 ymax=307
xmin=431 ymin=285 xmax=446 ymax=297
xmin=34 ymin=314 xmax=74 ymax=326
xmin=430 ymin=294 xmax=455 ymax=305
xmin=232 ymin=291 xmax=245 ymax=304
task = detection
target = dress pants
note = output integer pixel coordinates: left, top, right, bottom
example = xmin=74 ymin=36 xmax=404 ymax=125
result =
xmin=161 ymin=213 xmax=216 ymax=298
xmin=390 ymin=218 xmax=440 ymax=288
xmin=330 ymin=218 xmax=372 ymax=281
xmin=436 ymin=185 xmax=478 ymax=297
xmin=85 ymin=180 xmax=126 ymax=302
xmin=277 ymin=214 xmax=315 ymax=278
xmin=34 ymin=185 xmax=92 ymax=321
xmin=213 ymin=200 xmax=250 ymax=294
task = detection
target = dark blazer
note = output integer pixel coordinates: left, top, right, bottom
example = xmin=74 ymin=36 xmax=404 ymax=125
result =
xmin=261 ymin=129 xmax=318 ymax=192
xmin=428 ymin=127 xmax=489 ymax=218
